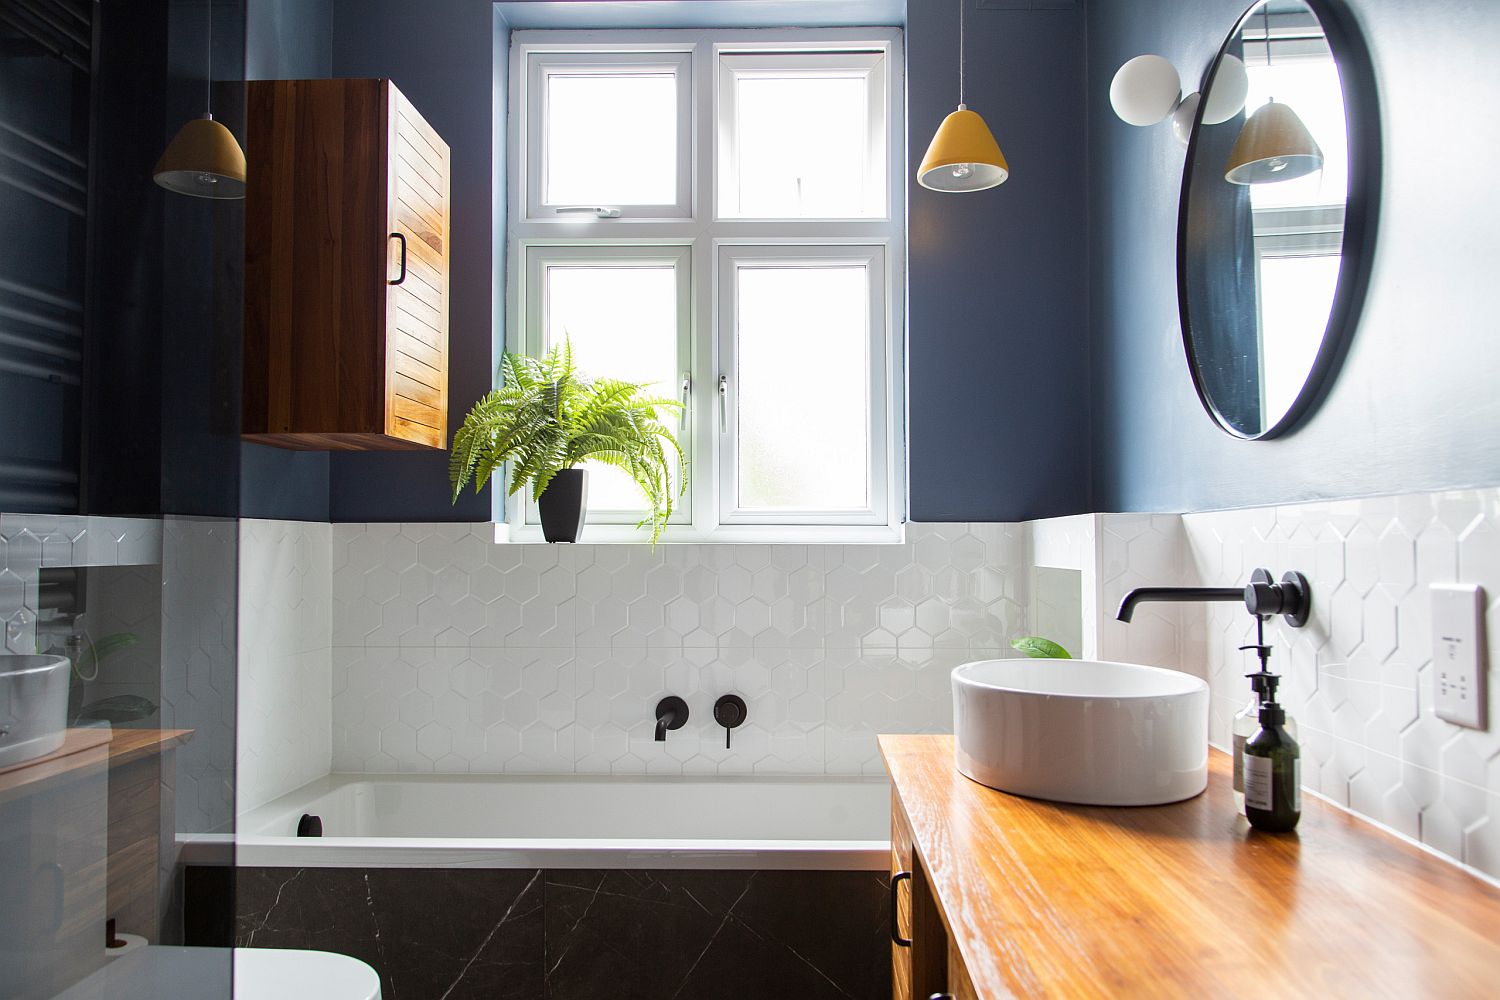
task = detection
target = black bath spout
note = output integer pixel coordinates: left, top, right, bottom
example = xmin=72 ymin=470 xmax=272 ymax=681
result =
xmin=1115 ymin=587 xmax=1244 ymax=622
xmin=654 ymin=696 xmax=688 ymax=742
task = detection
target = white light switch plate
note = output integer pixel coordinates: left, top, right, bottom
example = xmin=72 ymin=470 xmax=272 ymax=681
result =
xmin=1432 ymin=583 xmax=1486 ymax=729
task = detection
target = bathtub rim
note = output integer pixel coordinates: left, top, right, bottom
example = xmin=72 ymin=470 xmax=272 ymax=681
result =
xmin=180 ymin=833 xmax=890 ymax=871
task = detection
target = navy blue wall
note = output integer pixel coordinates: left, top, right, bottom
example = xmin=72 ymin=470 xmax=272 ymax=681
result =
xmin=246 ymin=0 xmax=332 ymax=81
xmin=327 ymin=0 xmax=495 ymax=523
xmin=1087 ymin=0 xmax=1500 ymax=513
xmin=309 ymin=0 xmax=1092 ymax=523
xmin=906 ymin=1 xmax=1090 ymax=520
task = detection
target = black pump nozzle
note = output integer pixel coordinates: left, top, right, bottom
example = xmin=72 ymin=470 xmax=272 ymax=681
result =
xmin=1262 ymin=672 xmax=1281 ymax=704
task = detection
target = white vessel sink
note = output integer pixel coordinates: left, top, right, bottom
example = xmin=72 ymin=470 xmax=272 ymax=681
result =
xmin=0 ymin=654 xmax=71 ymax=768
xmin=952 ymin=658 xmax=1209 ymax=806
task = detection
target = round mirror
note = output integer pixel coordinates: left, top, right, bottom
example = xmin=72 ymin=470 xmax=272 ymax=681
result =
xmin=1178 ymin=0 xmax=1378 ymax=439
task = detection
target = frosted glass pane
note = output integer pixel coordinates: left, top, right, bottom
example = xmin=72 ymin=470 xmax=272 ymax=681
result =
xmin=545 ymin=73 xmax=677 ymax=206
xmin=729 ymin=75 xmax=874 ymax=218
xmin=545 ymin=265 xmax=680 ymax=511
xmin=736 ymin=266 xmax=869 ymax=510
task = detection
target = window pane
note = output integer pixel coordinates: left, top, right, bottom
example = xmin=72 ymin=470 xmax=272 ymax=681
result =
xmin=545 ymin=73 xmax=677 ymax=206
xmin=1258 ymin=253 xmax=1340 ymax=420
xmin=544 ymin=265 xmax=681 ymax=512
xmin=736 ymin=265 xmax=869 ymax=510
xmin=729 ymin=74 xmax=874 ymax=218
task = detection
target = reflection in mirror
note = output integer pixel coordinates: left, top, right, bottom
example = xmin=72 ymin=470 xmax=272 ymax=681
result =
xmin=1180 ymin=0 xmax=1370 ymax=438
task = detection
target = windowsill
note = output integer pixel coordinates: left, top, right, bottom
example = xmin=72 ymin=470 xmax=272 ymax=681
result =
xmin=493 ymin=522 xmax=906 ymax=545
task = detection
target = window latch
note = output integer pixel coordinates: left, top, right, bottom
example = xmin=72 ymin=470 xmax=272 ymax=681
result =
xmin=718 ymin=373 xmax=728 ymax=433
xmin=680 ymin=373 xmax=691 ymax=428
xmin=554 ymin=206 xmax=622 ymax=219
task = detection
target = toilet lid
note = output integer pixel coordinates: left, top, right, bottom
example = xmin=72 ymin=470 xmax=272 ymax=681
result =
xmin=52 ymin=946 xmax=382 ymax=1000
xmin=235 ymin=948 xmax=382 ymax=1000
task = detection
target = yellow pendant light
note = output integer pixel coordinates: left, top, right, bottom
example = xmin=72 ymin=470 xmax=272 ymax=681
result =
xmin=154 ymin=115 xmax=246 ymax=198
xmin=1224 ymin=100 xmax=1323 ymax=185
xmin=1224 ymin=5 xmax=1322 ymax=186
xmin=153 ymin=2 xmax=245 ymax=200
xmin=917 ymin=0 xmax=1008 ymax=192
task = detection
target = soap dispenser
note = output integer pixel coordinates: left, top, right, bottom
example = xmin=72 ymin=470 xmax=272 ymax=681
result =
xmin=1232 ymin=623 xmax=1296 ymax=815
xmin=1243 ymin=675 xmax=1301 ymax=833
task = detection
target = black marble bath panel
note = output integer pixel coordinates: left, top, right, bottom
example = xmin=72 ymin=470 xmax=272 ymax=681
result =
xmin=232 ymin=867 xmax=545 ymax=999
xmin=221 ymin=867 xmax=889 ymax=1000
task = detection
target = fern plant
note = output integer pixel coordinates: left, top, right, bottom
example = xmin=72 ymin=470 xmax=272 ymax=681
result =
xmin=449 ymin=342 xmax=685 ymax=541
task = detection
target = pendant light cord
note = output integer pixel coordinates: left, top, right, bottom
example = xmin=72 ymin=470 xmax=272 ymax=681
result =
xmin=205 ymin=0 xmax=213 ymax=116
xmin=959 ymin=0 xmax=966 ymax=106
xmin=1262 ymin=3 xmax=1275 ymax=103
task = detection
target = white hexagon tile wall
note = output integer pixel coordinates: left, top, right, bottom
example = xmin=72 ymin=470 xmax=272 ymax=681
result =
xmin=322 ymin=522 xmax=1029 ymax=778
xmin=234 ymin=486 xmax=1500 ymax=879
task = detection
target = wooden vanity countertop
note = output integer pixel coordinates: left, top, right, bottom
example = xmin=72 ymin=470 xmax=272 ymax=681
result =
xmin=880 ymin=733 xmax=1500 ymax=999
xmin=0 ymin=727 xmax=193 ymax=798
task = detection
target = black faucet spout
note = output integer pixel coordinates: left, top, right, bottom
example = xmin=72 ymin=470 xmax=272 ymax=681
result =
xmin=1115 ymin=586 xmax=1245 ymax=622
xmin=654 ymin=696 xmax=688 ymax=742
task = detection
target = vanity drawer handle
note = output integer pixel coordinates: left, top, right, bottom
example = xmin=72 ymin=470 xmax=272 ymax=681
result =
xmin=929 ymin=994 xmax=955 ymax=999
xmin=890 ymin=870 xmax=912 ymax=947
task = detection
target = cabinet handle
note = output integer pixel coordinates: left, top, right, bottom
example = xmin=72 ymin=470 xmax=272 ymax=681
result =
xmin=929 ymin=994 xmax=955 ymax=999
xmin=388 ymin=232 xmax=407 ymax=285
xmin=890 ymin=870 xmax=912 ymax=947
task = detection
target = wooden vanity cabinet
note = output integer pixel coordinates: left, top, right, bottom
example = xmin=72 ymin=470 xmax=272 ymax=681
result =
xmin=891 ymin=790 xmax=952 ymax=1000
xmin=243 ymin=78 xmax=450 ymax=451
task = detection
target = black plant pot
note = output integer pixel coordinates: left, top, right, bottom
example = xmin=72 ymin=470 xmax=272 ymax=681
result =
xmin=538 ymin=469 xmax=588 ymax=543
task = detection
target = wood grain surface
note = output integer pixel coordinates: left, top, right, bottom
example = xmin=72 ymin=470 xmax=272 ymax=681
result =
xmin=881 ymin=734 xmax=1500 ymax=999
xmin=244 ymin=78 xmax=449 ymax=451
xmin=0 ymin=728 xmax=192 ymax=798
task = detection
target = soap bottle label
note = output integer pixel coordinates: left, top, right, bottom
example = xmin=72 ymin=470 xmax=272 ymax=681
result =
xmin=1244 ymin=754 xmax=1273 ymax=811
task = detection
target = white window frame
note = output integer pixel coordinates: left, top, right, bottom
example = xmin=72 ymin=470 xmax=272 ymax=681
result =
xmin=506 ymin=28 xmax=906 ymax=544
xmin=518 ymin=241 xmax=695 ymax=526
xmin=716 ymin=51 xmax=888 ymax=220
xmin=716 ymin=243 xmax=891 ymax=527
xmin=524 ymin=48 xmax=694 ymax=221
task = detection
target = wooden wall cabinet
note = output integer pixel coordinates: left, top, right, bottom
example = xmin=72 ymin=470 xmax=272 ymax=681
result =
xmin=244 ymin=78 xmax=450 ymax=451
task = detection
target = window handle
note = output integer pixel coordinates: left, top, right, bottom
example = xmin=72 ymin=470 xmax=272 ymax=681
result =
xmin=680 ymin=373 xmax=691 ymax=429
xmin=554 ymin=205 xmax=622 ymax=219
xmin=718 ymin=373 xmax=728 ymax=433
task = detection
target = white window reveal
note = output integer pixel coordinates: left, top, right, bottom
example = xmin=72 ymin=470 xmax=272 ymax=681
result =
xmin=508 ymin=29 xmax=906 ymax=543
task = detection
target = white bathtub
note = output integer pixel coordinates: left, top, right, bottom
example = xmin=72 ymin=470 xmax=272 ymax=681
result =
xmin=228 ymin=773 xmax=892 ymax=870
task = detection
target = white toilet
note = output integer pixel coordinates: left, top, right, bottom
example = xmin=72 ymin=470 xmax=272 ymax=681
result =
xmin=236 ymin=948 xmax=382 ymax=1000
xmin=54 ymin=945 xmax=381 ymax=1000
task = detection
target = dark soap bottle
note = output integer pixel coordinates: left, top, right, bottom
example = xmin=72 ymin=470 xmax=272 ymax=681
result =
xmin=1243 ymin=699 xmax=1301 ymax=833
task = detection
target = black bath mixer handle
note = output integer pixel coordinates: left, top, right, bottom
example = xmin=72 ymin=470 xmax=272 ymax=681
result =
xmin=713 ymin=694 xmax=746 ymax=748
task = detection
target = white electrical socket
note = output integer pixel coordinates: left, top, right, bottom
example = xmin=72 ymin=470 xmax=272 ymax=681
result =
xmin=1432 ymin=583 xmax=1487 ymax=729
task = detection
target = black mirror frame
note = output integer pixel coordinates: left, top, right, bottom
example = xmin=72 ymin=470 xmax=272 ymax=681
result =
xmin=1176 ymin=0 xmax=1382 ymax=441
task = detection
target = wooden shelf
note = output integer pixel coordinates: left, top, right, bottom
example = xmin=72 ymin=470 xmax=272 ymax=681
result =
xmin=0 ymin=728 xmax=193 ymax=798
xmin=881 ymin=733 xmax=1500 ymax=999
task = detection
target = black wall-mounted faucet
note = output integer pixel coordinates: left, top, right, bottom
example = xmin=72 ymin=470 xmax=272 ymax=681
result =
xmin=1117 ymin=568 xmax=1311 ymax=628
xmin=654 ymin=696 xmax=688 ymax=742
